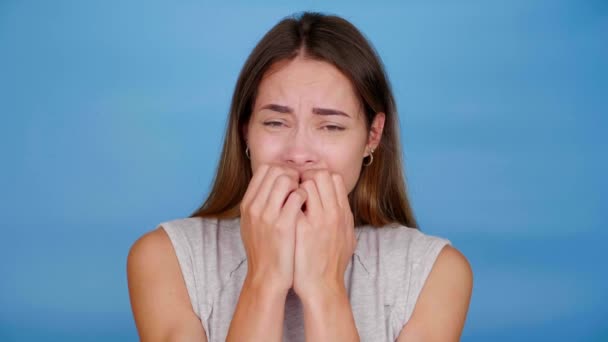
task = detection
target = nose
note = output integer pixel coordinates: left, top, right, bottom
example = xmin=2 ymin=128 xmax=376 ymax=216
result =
xmin=283 ymin=126 xmax=318 ymax=168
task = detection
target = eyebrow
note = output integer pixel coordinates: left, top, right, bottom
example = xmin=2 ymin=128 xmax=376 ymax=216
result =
xmin=260 ymin=104 xmax=351 ymax=118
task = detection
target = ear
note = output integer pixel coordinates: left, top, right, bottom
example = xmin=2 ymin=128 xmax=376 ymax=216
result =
xmin=366 ymin=112 xmax=385 ymax=154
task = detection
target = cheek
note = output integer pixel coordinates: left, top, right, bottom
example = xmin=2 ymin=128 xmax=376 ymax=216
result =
xmin=323 ymin=147 xmax=364 ymax=194
xmin=249 ymin=134 xmax=284 ymax=171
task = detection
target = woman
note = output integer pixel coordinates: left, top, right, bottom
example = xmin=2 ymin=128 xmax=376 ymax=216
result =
xmin=127 ymin=12 xmax=472 ymax=342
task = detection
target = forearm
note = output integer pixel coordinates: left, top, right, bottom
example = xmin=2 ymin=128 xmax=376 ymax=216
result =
xmin=301 ymin=284 xmax=360 ymax=342
xmin=226 ymin=277 xmax=288 ymax=342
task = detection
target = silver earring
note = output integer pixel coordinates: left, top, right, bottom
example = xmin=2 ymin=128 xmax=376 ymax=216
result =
xmin=245 ymin=146 xmax=250 ymax=159
xmin=363 ymin=148 xmax=374 ymax=166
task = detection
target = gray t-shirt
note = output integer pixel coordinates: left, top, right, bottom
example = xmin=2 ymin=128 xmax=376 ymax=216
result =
xmin=160 ymin=216 xmax=451 ymax=342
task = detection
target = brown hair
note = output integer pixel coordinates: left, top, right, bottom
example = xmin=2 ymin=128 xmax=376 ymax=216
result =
xmin=189 ymin=12 xmax=418 ymax=229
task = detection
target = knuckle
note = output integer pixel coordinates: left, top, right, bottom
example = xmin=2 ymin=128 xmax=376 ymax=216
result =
xmin=274 ymin=215 xmax=287 ymax=225
xmin=267 ymin=166 xmax=279 ymax=178
xmin=313 ymin=171 xmax=324 ymax=181
xmin=261 ymin=209 xmax=274 ymax=224
xmin=282 ymin=168 xmax=299 ymax=184
xmin=302 ymin=179 xmax=314 ymax=188
xmin=275 ymin=225 xmax=289 ymax=238
xmin=276 ymin=177 xmax=296 ymax=193
xmin=328 ymin=212 xmax=339 ymax=223
xmin=300 ymin=182 xmax=312 ymax=193
xmin=290 ymin=167 xmax=299 ymax=177
xmin=314 ymin=171 xmax=328 ymax=184
xmin=272 ymin=219 xmax=288 ymax=232
xmin=248 ymin=203 xmax=262 ymax=219
xmin=276 ymin=174 xmax=293 ymax=187
xmin=290 ymin=189 xmax=304 ymax=201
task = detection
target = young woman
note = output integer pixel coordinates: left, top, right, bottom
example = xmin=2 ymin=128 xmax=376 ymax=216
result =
xmin=127 ymin=12 xmax=472 ymax=342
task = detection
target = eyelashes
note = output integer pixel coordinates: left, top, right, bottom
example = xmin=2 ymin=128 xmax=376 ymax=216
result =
xmin=263 ymin=121 xmax=345 ymax=132
xmin=262 ymin=121 xmax=284 ymax=128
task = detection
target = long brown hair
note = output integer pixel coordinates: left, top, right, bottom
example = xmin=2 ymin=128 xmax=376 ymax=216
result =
xmin=190 ymin=12 xmax=418 ymax=229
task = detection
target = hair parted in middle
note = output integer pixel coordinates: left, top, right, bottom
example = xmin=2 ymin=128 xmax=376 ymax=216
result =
xmin=190 ymin=11 xmax=418 ymax=229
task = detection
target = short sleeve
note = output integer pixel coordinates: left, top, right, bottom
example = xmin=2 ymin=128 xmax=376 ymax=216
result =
xmin=161 ymin=223 xmax=202 ymax=319
xmin=389 ymin=233 xmax=451 ymax=339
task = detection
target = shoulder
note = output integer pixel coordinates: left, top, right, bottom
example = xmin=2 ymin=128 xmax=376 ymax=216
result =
xmin=158 ymin=216 xmax=242 ymax=250
xmin=434 ymin=245 xmax=473 ymax=281
xmin=427 ymin=244 xmax=473 ymax=300
xmin=356 ymin=223 xmax=451 ymax=262
xmin=126 ymin=217 xmax=214 ymax=321
xmin=126 ymin=227 xmax=176 ymax=301
xmin=126 ymin=225 xmax=208 ymax=341
xmin=397 ymin=243 xmax=473 ymax=341
xmin=158 ymin=216 xmax=240 ymax=237
xmin=126 ymin=220 xmax=196 ymax=286
xmin=159 ymin=216 xmax=214 ymax=237
xmin=127 ymin=225 xmax=174 ymax=270
xmin=356 ymin=224 xmax=468 ymax=339
xmin=126 ymin=220 xmax=199 ymax=287
xmin=152 ymin=215 xmax=246 ymax=292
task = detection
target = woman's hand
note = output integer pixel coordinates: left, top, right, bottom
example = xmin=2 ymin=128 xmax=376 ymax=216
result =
xmin=292 ymin=170 xmax=357 ymax=300
xmin=239 ymin=164 xmax=307 ymax=294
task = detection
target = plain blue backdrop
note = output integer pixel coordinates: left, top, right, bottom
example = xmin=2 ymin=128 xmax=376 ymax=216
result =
xmin=1 ymin=0 xmax=606 ymax=341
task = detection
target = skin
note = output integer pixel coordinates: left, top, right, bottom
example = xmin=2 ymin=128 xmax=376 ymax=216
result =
xmin=227 ymin=55 xmax=385 ymax=341
xmin=127 ymin=54 xmax=472 ymax=342
xmin=244 ymin=56 xmax=384 ymax=195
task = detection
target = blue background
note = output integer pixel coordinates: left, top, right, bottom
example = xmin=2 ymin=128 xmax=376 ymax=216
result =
xmin=1 ymin=0 xmax=606 ymax=341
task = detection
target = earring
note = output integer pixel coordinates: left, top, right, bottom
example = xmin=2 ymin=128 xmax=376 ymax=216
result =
xmin=363 ymin=148 xmax=374 ymax=166
xmin=245 ymin=146 xmax=250 ymax=159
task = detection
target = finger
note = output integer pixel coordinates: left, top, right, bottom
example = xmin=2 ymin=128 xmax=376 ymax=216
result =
xmin=241 ymin=163 xmax=270 ymax=207
xmin=278 ymin=188 xmax=308 ymax=224
xmin=300 ymin=179 xmax=322 ymax=216
xmin=313 ymin=170 xmax=339 ymax=212
xmin=263 ymin=172 xmax=299 ymax=219
xmin=252 ymin=166 xmax=297 ymax=215
xmin=331 ymin=173 xmax=349 ymax=210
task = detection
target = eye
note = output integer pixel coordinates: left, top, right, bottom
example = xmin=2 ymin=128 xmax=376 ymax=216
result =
xmin=263 ymin=121 xmax=284 ymax=128
xmin=322 ymin=125 xmax=345 ymax=132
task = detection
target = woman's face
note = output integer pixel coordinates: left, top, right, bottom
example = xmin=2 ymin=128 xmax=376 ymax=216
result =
xmin=245 ymin=56 xmax=385 ymax=194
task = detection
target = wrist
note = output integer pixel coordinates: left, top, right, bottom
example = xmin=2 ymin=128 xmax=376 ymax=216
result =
xmin=299 ymin=281 xmax=359 ymax=341
xmin=244 ymin=273 xmax=290 ymax=299
xmin=298 ymin=280 xmax=347 ymax=308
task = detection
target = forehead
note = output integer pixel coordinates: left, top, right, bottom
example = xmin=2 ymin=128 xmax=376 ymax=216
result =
xmin=254 ymin=57 xmax=362 ymax=115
